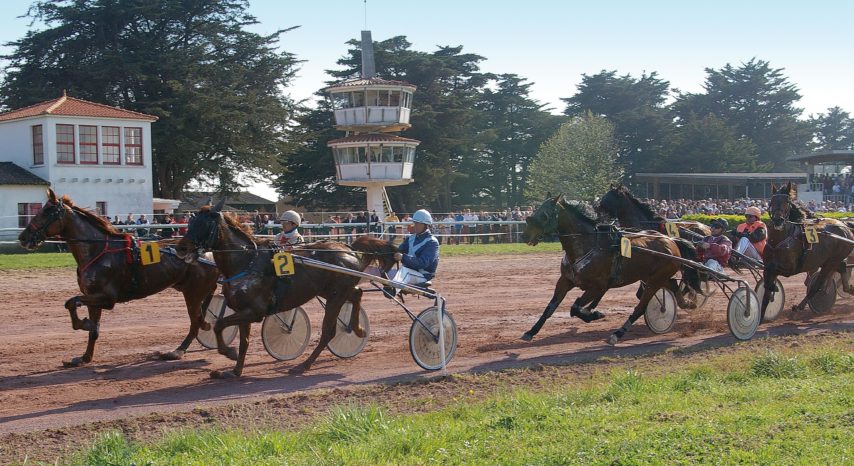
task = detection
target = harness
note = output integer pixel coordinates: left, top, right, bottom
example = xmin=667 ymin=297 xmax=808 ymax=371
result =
xmin=78 ymin=235 xmax=136 ymax=275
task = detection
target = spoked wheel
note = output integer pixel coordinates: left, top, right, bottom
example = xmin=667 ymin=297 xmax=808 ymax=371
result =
xmin=754 ymin=278 xmax=786 ymax=322
xmin=643 ymin=288 xmax=677 ymax=334
xmin=327 ymin=302 xmax=370 ymax=359
xmin=832 ymin=272 xmax=846 ymax=298
xmin=261 ymin=307 xmax=311 ymax=361
xmin=806 ymin=273 xmax=837 ymax=314
xmin=196 ymin=295 xmax=238 ymax=349
xmin=409 ymin=306 xmax=457 ymax=371
xmin=727 ymin=287 xmax=760 ymax=341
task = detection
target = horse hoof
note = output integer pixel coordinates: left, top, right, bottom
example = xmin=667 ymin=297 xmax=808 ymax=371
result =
xmin=159 ymin=350 xmax=184 ymax=361
xmin=289 ymin=364 xmax=308 ymax=374
xmin=210 ymin=369 xmax=238 ymax=379
xmin=606 ymin=335 xmax=619 ymax=346
xmin=520 ymin=333 xmax=534 ymax=342
xmin=62 ymin=356 xmax=86 ymax=367
xmin=200 ymin=321 xmax=212 ymax=331
xmin=64 ymin=297 xmax=81 ymax=311
xmin=354 ymin=327 xmax=367 ymax=339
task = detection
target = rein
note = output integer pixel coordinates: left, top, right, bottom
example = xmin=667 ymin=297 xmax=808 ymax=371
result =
xmin=78 ymin=234 xmax=134 ymax=274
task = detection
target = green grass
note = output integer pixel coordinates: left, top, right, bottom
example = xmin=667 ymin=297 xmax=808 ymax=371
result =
xmin=69 ymin=343 xmax=853 ymax=465
xmin=0 ymin=252 xmax=76 ymax=270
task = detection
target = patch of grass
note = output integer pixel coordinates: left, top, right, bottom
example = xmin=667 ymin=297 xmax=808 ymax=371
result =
xmin=71 ymin=343 xmax=854 ymax=465
xmin=441 ymin=241 xmax=562 ymax=256
xmin=0 ymin=252 xmax=75 ymax=270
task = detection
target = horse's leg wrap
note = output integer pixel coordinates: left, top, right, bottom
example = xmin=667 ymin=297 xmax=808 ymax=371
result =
xmin=570 ymin=303 xmax=605 ymax=323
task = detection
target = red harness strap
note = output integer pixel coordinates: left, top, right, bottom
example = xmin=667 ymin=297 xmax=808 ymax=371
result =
xmin=78 ymin=234 xmax=134 ymax=274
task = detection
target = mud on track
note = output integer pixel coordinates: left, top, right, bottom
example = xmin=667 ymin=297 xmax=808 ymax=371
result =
xmin=1 ymin=253 xmax=851 ymax=441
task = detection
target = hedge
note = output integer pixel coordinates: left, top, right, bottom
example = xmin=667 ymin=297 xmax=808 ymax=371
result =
xmin=682 ymin=212 xmax=854 ymax=226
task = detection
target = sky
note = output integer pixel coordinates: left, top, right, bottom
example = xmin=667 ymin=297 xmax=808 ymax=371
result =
xmin=2 ymin=0 xmax=852 ymax=201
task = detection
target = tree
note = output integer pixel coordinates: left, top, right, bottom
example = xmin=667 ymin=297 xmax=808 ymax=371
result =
xmin=526 ymin=114 xmax=622 ymax=202
xmin=658 ymin=114 xmax=763 ymax=172
xmin=673 ymin=58 xmax=812 ymax=170
xmin=561 ymin=71 xmax=674 ymax=179
xmin=810 ymin=106 xmax=854 ymax=150
xmin=1 ymin=0 xmax=298 ymax=198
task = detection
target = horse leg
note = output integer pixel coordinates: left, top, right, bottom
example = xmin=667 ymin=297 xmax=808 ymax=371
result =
xmin=160 ymin=290 xmax=208 ymax=360
xmin=211 ymin=321 xmax=252 ymax=379
xmin=521 ymin=276 xmax=574 ymax=341
xmin=213 ymin=311 xmax=252 ymax=361
xmin=570 ymin=289 xmax=607 ymax=323
xmin=607 ymin=283 xmax=659 ymax=345
xmin=346 ymin=287 xmax=367 ymax=338
xmin=838 ymin=260 xmax=854 ymax=295
xmin=291 ymin=293 xmax=348 ymax=373
xmin=794 ymin=267 xmax=833 ymax=312
xmin=64 ymin=292 xmax=114 ymax=331
xmin=669 ymin=278 xmax=696 ymax=309
xmin=63 ymin=307 xmax=102 ymax=367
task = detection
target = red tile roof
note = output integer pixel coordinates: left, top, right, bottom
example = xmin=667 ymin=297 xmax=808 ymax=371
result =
xmin=324 ymin=77 xmax=416 ymax=92
xmin=0 ymin=94 xmax=158 ymax=122
xmin=328 ymin=133 xmax=420 ymax=145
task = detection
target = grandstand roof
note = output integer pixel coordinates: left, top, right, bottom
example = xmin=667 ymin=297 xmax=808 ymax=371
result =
xmin=788 ymin=150 xmax=854 ymax=164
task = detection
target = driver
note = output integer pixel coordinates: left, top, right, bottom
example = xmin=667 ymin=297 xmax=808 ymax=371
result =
xmin=731 ymin=206 xmax=766 ymax=261
xmin=385 ymin=209 xmax=439 ymax=296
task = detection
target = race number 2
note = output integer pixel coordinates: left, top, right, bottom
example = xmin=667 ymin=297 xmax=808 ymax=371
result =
xmin=272 ymin=252 xmax=296 ymax=276
xmin=140 ymin=242 xmax=161 ymax=265
xmin=804 ymin=225 xmax=819 ymax=244
xmin=665 ymin=222 xmax=681 ymax=238
xmin=620 ymin=237 xmax=632 ymax=258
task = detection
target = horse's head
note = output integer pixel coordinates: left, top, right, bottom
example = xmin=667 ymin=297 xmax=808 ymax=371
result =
xmin=525 ymin=195 xmax=562 ymax=246
xmin=18 ymin=189 xmax=72 ymax=251
xmin=594 ymin=185 xmax=623 ymax=220
xmin=768 ymin=182 xmax=795 ymax=230
xmin=176 ymin=199 xmax=226 ymax=262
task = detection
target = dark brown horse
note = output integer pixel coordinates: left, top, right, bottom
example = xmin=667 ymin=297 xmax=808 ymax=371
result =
xmin=595 ymin=184 xmax=711 ymax=237
xmin=18 ymin=189 xmax=218 ymax=367
xmin=522 ymin=195 xmax=702 ymax=345
xmin=762 ymin=182 xmax=854 ymax=315
xmin=175 ymin=200 xmax=398 ymax=378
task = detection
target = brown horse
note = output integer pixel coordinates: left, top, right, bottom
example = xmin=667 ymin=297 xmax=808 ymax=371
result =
xmin=595 ymin=184 xmax=711 ymax=237
xmin=522 ymin=195 xmax=702 ymax=345
xmin=18 ymin=189 xmax=218 ymax=367
xmin=175 ymin=200 xmax=398 ymax=378
xmin=762 ymin=182 xmax=854 ymax=316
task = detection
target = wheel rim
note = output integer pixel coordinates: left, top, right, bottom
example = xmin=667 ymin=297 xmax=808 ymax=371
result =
xmin=409 ymin=306 xmax=457 ymax=371
xmin=196 ymin=295 xmax=238 ymax=349
xmin=807 ymin=274 xmax=837 ymax=313
xmin=261 ymin=307 xmax=311 ymax=361
xmin=754 ymin=279 xmax=785 ymax=322
xmin=643 ymin=289 xmax=677 ymax=334
xmin=727 ymin=287 xmax=760 ymax=340
xmin=328 ymin=303 xmax=370 ymax=359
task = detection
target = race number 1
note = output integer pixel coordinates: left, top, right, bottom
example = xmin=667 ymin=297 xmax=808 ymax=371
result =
xmin=665 ymin=222 xmax=681 ymax=238
xmin=272 ymin=252 xmax=296 ymax=276
xmin=804 ymin=225 xmax=819 ymax=244
xmin=140 ymin=242 xmax=161 ymax=265
xmin=620 ymin=237 xmax=632 ymax=258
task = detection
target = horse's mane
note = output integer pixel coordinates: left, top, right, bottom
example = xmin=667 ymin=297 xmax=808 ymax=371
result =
xmin=61 ymin=195 xmax=121 ymax=235
xmin=200 ymin=206 xmax=267 ymax=246
xmin=351 ymin=235 xmax=398 ymax=270
xmin=558 ymin=198 xmax=598 ymax=226
xmin=611 ymin=185 xmax=661 ymax=221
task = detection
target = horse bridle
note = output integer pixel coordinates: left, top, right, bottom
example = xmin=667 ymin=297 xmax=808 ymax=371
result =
xmin=768 ymin=193 xmax=792 ymax=230
xmin=188 ymin=213 xmax=222 ymax=256
xmin=24 ymin=200 xmax=69 ymax=243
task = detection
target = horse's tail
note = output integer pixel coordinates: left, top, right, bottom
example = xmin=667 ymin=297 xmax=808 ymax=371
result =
xmin=350 ymin=235 xmax=398 ymax=272
xmin=674 ymin=238 xmax=703 ymax=293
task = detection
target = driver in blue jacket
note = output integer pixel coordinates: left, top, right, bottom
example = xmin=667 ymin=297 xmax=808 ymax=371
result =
xmin=387 ymin=209 xmax=439 ymax=295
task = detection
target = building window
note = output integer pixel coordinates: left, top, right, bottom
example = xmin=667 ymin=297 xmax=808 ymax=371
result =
xmin=79 ymin=125 xmax=98 ymax=164
xmin=17 ymin=203 xmax=42 ymax=228
xmin=56 ymin=124 xmax=75 ymax=163
xmin=32 ymin=125 xmax=44 ymax=165
xmin=124 ymin=127 xmax=142 ymax=165
xmin=96 ymin=201 xmax=107 ymax=216
xmin=102 ymin=126 xmax=120 ymax=164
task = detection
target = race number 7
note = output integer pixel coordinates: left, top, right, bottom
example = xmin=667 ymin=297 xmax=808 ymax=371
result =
xmin=804 ymin=225 xmax=819 ymax=244
xmin=272 ymin=252 xmax=296 ymax=276
xmin=665 ymin=222 xmax=680 ymax=238
xmin=140 ymin=242 xmax=161 ymax=265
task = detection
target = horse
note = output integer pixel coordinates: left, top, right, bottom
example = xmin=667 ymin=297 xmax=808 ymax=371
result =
xmin=761 ymin=182 xmax=854 ymax=316
xmin=595 ymin=184 xmax=711 ymax=237
xmin=18 ymin=189 xmax=219 ymax=367
xmin=522 ymin=195 xmax=703 ymax=345
xmin=175 ymin=200 xmax=398 ymax=378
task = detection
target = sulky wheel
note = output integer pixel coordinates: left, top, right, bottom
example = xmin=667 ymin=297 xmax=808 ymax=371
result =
xmin=409 ymin=306 xmax=457 ymax=371
xmin=806 ymin=273 xmax=837 ymax=314
xmin=643 ymin=288 xmax=677 ymax=334
xmin=327 ymin=302 xmax=370 ymax=359
xmin=261 ymin=307 xmax=311 ymax=361
xmin=832 ymin=272 xmax=846 ymax=298
xmin=754 ymin=278 xmax=785 ymax=322
xmin=727 ymin=287 xmax=760 ymax=341
xmin=196 ymin=295 xmax=238 ymax=349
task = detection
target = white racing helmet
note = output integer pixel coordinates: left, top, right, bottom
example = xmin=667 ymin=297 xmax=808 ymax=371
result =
xmin=412 ymin=209 xmax=433 ymax=225
xmin=279 ymin=210 xmax=302 ymax=226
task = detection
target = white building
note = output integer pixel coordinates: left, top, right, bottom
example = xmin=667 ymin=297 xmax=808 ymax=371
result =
xmin=0 ymin=93 xmax=157 ymax=237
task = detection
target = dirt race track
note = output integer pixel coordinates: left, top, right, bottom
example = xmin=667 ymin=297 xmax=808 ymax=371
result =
xmin=1 ymin=252 xmax=852 ymax=439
